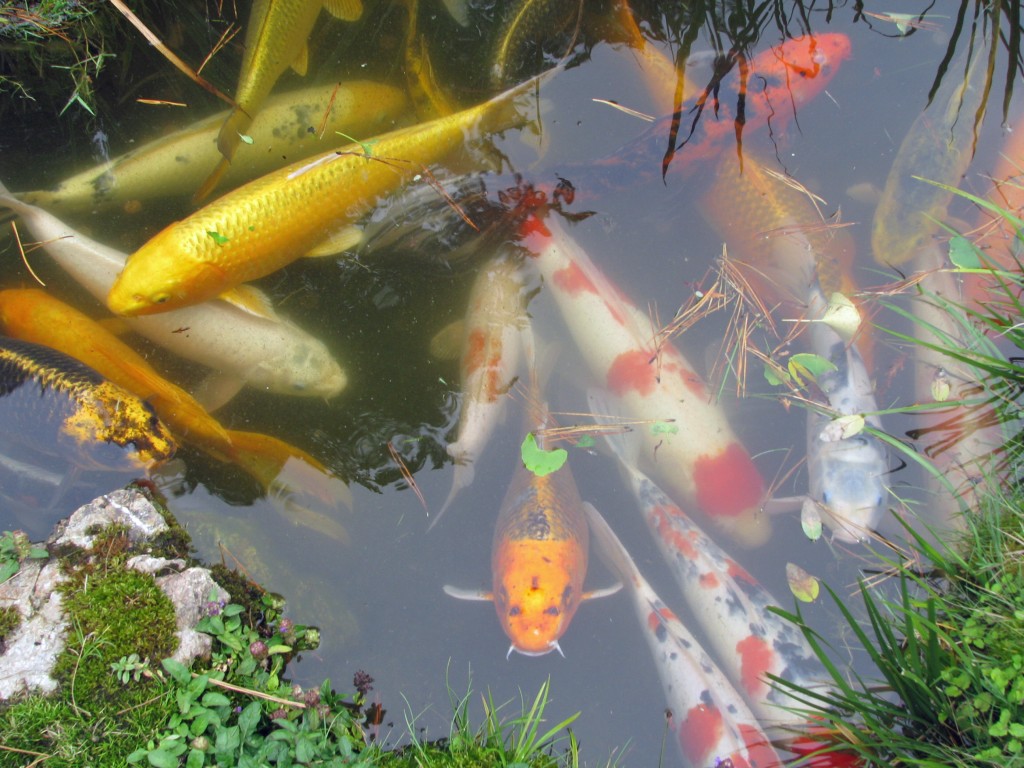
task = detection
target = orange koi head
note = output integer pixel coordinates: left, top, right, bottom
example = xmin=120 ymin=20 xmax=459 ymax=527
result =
xmin=492 ymin=537 xmax=588 ymax=657
xmin=757 ymin=32 xmax=852 ymax=97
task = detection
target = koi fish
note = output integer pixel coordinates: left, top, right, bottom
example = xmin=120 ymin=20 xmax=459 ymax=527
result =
xmin=0 ymin=289 xmax=351 ymax=542
xmin=522 ymin=214 xmax=769 ymax=548
xmin=17 ymin=81 xmax=410 ymax=214
xmin=445 ymin=340 xmax=620 ymax=656
xmin=198 ymin=0 xmax=365 ymax=200
xmin=804 ymin=284 xmax=888 ymax=544
xmin=0 ymin=335 xmax=175 ymax=473
xmin=587 ymin=32 xmax=851 ymax=185
xmin=0 ymin=185 xmax=346 ymax=411
xmin=583 ymin=501 xmax=780 ymax=768
xmin=435 ymin=249 xmax=530 ymax=523
xmin=700 ymin=151 xmax=858 ymax=316
xmin=908 ymin=245 xmax=1007 ymax=530
xmin=109 ymin=73 xmax=550 ymax=317
xmin=871 ymin=36 xmax=989 ymax=266
xmin=587 ymin=389 xmax=826 ymax=727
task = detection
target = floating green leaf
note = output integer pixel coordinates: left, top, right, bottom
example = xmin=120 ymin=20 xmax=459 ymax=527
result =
xmin=764 ymin=362 xmax=789 ymax=386
xmin=819 ymin=413 xmax=866 ymax=441
xmin=335 ymin=131 xmax=377 ymax=156
xmin=786 ymin=562 xmax=820 ymax=602
xmin=801 ymin=498 xmax=823 ymax=542
xmin=650 ymin=422 xmax=678 ymax=435
xmin=788 ymin=353 xmax=837 ymax=386
xmin=931 ymin=370 xmax=952 ymax=402
xmin=238 ymin=133 xmax=254 ymax=145
xmin=206 ymin=231 xmax=229 ymax=245
xmin=576 ymin=435 xmax=596 ymax=448
xmin=949 ymin=234 xmax=983 ymax=269
xmin=521 ymin=433 xmax=567 ymax=477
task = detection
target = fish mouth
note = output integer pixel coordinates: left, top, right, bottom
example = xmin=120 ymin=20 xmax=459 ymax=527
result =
xmin=506 ymin=640 xmax=563 ymax=659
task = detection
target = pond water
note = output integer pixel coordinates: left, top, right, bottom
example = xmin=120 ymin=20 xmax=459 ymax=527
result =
xmin=0 ymin=0 xmax=1021 ymax=764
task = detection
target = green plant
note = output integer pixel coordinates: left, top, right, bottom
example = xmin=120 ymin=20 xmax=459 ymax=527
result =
xmin=0 ymin=529 xmax=47 ymax=585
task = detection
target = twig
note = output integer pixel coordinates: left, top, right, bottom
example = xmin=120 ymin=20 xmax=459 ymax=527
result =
xmin=10 ymin=221 xmax=46 ymax=287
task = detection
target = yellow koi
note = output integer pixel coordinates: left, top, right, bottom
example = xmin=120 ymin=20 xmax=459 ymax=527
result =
xmin=17 ymin=81 xmax=409 ymax=214
xmin=108 ymin=76 xmax=547 ymax=317
xmin=199 ymin=0 xmax=365 ymax=200
xmin=0 ymin=289 xmax=350 ymax=541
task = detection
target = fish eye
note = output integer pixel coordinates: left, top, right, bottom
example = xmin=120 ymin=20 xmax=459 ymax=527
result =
xmin=543 ymin=606 xmax=559 ymax=616
xmin=508 ymin=606 xmax=521 ymax=617
xmin=152 ymin=293 xmax=170 ymax=304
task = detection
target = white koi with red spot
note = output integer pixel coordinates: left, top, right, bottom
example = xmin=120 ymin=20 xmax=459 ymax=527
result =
xmin=589 ymin=389 xmax=826 ymax=727
xmin=437 ymin=251 xmax=529 ymax=523
xmin=523 ymin=215 xmax=769 ymax=547
xmin=584 ymin=502 xmax=781 ymax=768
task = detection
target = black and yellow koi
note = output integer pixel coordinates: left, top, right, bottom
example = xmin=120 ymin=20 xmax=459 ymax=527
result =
xmin=0 ymin=336 xmax=175 ymax=472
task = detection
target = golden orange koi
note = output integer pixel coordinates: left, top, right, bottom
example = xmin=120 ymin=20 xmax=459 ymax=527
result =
xmin=109 ymin=75 xmax=548 ymax=317
xmin=0 ymin=289 xmax=350 ymax=541
xmin=198 ymin=0 xmax=365 ymax=200
xmin=445 ymin=436 xmax=620 ymax=656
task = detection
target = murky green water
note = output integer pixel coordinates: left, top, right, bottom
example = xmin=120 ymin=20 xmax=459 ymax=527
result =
xmin=1 ymin=1 xmax=1021 ymax=763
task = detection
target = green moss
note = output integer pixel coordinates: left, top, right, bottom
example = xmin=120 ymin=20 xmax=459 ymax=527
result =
xmin=0 ymin=605 xmax=19 ymax=639
xmin=54 ymin=567 xmax=178 ymax=710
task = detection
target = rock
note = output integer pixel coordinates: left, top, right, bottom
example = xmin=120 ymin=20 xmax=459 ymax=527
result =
xmin=52 ymin=489 xmax=169 ymax=548
xmin=0 ymin=559 xmax=68 ymax=698
xmin=0 ymin=489 xmax=232 ymax=700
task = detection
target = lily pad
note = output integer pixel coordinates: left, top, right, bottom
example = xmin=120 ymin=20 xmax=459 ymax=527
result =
xmin=521 ymin=432 xmax=567 ymax=477
xmin=786 ymin=562 xmax=820 ymax=602
xmin=800 ymin=498 xmax=823 ymax=542
xmin=949 ymin=235 xmax=983 ymax=269
xmin=788 ymin=353 xmax=837 ymax=387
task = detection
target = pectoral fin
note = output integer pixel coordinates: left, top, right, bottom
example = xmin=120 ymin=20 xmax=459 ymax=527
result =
xmin=305 ymin=226 xmax=363 ymax=258
xmin=291 ymin=44 xmax=309 ymax=76
xmin=192 ymin=372 xmax=245 ymax=413
xmin=443 ymin=585 xmax=493 ymax=601
xmin=429 ymin=320 xmax=464 ymax=360
xmin=324 ymin=0 xmax=363 ymax=21
xmin=582 ymin=583 xmax=623 ymax=600
xmin=218 ymin=283 xmax=280 ymax=320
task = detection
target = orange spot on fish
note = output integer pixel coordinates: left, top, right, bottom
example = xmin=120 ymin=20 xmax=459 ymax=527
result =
xmin=552 ymin=261 xmax=599 ymax=296
xmin=652 ymin=506 xmax=699 ymax=559
xmin=677 ymin=703 xmax=724 ymax=767
xmin=736 ymin=722 xmax=779 ymax=768
xmin=693 ymin=443 xmax=764 ymax=518
xmin=463 ymin=329 xmax=487 ymax=375
xmin=736 ymin=634 xmax=773 ymax=697
xmin=699 ymin=572 xmax=719 ymax=589
xmin=606 ymin=349 xmax=657 ymax=396
xmin=520 ymin=214 xmax=551 ymax=239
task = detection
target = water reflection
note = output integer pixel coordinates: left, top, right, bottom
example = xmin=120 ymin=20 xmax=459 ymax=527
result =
xmin=0 ymin=0 xmax=1022 ymax=763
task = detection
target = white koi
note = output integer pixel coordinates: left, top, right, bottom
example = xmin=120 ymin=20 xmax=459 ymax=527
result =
xmin=521 ymin=214 xmax=769 ymax=547
xmin=588 ymin=388 xmax=826 ymax=727
xmin=0 ymin=186 xmax=346 ymax=410
xmin=805 ymin=284 xmax=888 ymax=543
xmin=583 ymin=501 xmax=781 ymax=768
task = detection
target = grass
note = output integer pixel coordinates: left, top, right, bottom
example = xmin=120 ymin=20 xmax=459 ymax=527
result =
xmin=765 ymin=191 xmax=1024 ymax=765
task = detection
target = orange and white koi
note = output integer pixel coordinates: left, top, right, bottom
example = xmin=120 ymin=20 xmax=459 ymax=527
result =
xmin=583 ymin=501 xmax=781 ymax=768
xmin=445 ymin=381 xmax=619 ymax=656
xmin=522 ymin=214 xmax=769 ymax=548
xmin=109 ymin=74 xmax=549 ymax=317
xmin=0 ymin=289 xmax=351 ymax=541
xmin=588 ymin=389 xmax=826 ymax=727
xmin=588 ymin=33 xmax=851 ymax=185
xmin=437 ymin=250 xmax=530 ymax=522
xmin=0 ymin=185 xmax=346 ymax=410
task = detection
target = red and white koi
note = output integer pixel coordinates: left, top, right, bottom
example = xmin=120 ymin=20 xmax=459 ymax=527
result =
xmin=522 ymin=214 xmax=769 ymax=547
xmin=445 ymin=377 xmax=620 ymax=656
xmin=583 ymin=501 xmax=781 ymax=768
xmin=804 ymin=284 xmax=888 ymax=544
xmin=588 ymin=389 xmax=826 ymax=728
xmin=437 ymin=250 xmax=530 ymax=522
